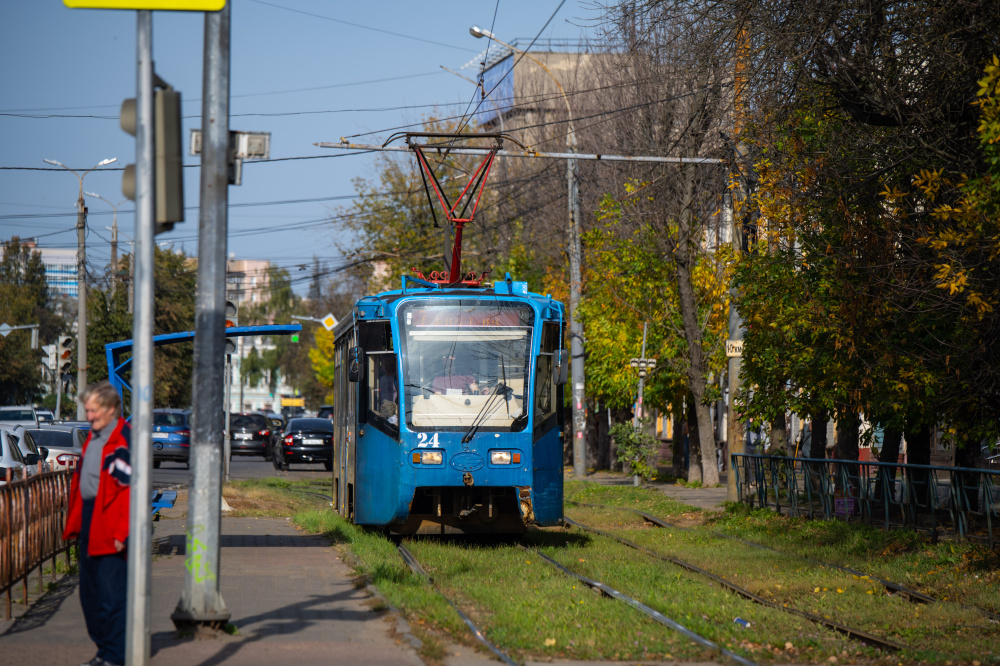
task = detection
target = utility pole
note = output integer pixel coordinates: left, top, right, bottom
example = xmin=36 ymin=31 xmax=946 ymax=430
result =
xmin=87 ymin=192 xmax=127 ymax=294
xmin=124 ymin=10 xmax=157 ymax=665
xmin=726 ymin=27 xmax=751 ymax=502
xmin=43 ymin=157 xmax=117 ymax=416
xmin=173 ymin=1 xmax=232 ymax=632
xmin=629 ymin=322 xmax=656 ymax=487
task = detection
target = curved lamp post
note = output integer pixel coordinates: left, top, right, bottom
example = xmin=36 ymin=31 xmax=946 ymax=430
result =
xmin=43 ymin=157 xmax=117 ymax=418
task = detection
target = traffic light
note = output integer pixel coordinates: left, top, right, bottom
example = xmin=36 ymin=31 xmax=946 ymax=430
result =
xmin=42 ymin=344 xmax=56 ymax=373
xmin=224 ymin=300 xmax=238 ymax=355
xmin=58 ymin=335 xmax=74 ymax=375
xmin=121 ymin=82 xmax=184 ymax=235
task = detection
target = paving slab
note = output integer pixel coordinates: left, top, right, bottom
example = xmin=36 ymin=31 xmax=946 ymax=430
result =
xmin=0 ymin=516 xmax=421 ymax=666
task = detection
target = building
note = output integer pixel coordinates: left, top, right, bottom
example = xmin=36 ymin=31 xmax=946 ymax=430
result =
xmin=226 ymin=257 xmax=271 ymax=305
xmin=23 ymin=242 xmax=79 ymax=299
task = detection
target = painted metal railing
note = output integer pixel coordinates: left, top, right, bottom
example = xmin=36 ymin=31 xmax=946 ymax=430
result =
xmin=0 ymin=469 xmax=74 ymax=620
xmin=731 ymin=453 xmax=1000 ymax=547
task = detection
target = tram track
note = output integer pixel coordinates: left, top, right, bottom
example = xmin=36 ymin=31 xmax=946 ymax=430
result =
xmin=396 ymin=542 xmax=518 ymax=666
xmin=563 ymin=515 xmax=908 ymax=652
xmin=515 ymin=542 xmax=760 ymax=666
xmin=568 ymin=500 xmax=1000 ymax=624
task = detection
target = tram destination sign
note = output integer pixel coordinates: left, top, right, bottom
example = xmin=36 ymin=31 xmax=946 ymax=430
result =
xmin=64 ymin=0 xmax=225 ymax=9
xmin=408 ymin=308 xmax=522 ymax=328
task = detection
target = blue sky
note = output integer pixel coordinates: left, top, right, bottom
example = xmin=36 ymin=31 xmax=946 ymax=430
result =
xmin=0 ymin=1 xmax=597 ymax=291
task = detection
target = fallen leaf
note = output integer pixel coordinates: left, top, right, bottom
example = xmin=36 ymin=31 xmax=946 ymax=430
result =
xmin=544 ymin=638 xmax=556 ymax=647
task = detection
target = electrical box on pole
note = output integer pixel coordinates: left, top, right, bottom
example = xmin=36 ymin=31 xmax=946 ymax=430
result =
xmin=121 ymin=85 xmax=184 ymax=234
xmin=42 ymin=344 xmax=57 ymax=373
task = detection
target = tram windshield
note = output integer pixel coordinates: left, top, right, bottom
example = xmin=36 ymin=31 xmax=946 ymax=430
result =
xmin=398 ymin=300 xmax=534 ymax=431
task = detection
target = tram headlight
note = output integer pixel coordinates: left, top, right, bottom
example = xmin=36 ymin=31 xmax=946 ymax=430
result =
xmin=491 ymin=451 xmax=512 ymax=465
xmin=413 ymin=450 xmax=443 ymax=465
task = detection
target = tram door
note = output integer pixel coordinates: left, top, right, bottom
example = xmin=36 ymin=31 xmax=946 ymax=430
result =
xmin=333 ymin=331 xmax=357 ymax=519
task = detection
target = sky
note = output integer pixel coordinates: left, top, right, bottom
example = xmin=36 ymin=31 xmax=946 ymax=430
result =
xmin=0 ymin=0 xmax=599 ymax=293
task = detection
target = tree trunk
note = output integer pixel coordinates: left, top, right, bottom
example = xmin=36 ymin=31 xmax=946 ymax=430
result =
xmin=905 ymin=422 xmax=932 ymax=512
xmin=770 ymin=410 xmax=787 ymax=454
xmin=954 ymin=439 xmax=982 ymax=512
xmin=686 ymin=393 xmax=702 ymax=483
xmin=809 ymin=412 xmax=828 ymax=459
xmin=833 ymin=410 xmax=860 ymax=502
xmin=671 ymin=400 xmax=684 ymax=479
xmin=586 ymin=397 xmax=601 ymax=473
xmin=673 ymin=165 xmax=719 ymax=487
xmin=875 ymin=427 xmax=902 ymax=508
xmin=595 ymin=402 xmax=610 ymax=471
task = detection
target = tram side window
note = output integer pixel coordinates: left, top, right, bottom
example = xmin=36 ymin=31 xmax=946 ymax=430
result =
xmin=367 ymin=353 xmax=399 ymax=437
xmin=535 ymin=322 xmax=560 ymax=428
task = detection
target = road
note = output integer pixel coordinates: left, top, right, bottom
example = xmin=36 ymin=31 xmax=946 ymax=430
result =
xmin=153 ymin=455 xmax=331 ymax=488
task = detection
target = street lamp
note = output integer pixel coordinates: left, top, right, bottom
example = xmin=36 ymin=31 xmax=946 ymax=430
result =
xmin=44 ymin=157 xmax=117 ymax=418
xmin=86 ymin=191 xmax=129 ymax=294
xmin=469 ymin=27 xmax=588 ymax=480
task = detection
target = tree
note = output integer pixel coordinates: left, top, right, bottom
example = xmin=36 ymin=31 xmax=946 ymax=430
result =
xmin=0 ymin=238 xmax=52 ymax=404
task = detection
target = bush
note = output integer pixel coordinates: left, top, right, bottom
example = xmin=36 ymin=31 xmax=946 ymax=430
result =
xmin=610 ymin=422 xmax=659 ymax=481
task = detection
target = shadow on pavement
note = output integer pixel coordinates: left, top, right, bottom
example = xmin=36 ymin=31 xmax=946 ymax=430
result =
xmin=1 ymin=574 xmax=78 ymax=637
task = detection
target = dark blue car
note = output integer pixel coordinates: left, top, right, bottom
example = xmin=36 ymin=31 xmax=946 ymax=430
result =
xmin=152 ymin=409 xmax=190 ymax=469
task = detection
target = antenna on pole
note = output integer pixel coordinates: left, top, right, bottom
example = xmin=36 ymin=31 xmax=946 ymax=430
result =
xmin=384 ymin=132 xmax=524 ymax=286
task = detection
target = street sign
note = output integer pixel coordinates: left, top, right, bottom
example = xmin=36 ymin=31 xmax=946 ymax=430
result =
xmin=65 ymin=1 xmax=225 ymax=9
xmin=0 ymin=323 xmax=10 ymax=338
xmin=726 ymin=340 xmax=743 ymax=358
xmin=321 ymin=314 xmax=338 ymax=331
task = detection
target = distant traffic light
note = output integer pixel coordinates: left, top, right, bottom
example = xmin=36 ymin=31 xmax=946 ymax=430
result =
xmin=58 ymin=335 xmax=74 ymax=375
xmin=120 ymin=83 xmax=184 ymax=234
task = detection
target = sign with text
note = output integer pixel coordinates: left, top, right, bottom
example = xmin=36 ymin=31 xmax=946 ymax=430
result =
xmin=726 ymin=340 xmax=744 ymax=358
xmin=65 ymin=0 xmax=225 ymax=10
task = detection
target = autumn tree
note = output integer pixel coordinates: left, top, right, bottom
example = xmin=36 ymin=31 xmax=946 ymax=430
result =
xmin=0 ymin=238 xmax=54 ymax=403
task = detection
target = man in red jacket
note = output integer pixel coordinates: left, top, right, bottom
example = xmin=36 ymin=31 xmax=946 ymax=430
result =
xmin=63 ymin=381 xmax=131 ymax=666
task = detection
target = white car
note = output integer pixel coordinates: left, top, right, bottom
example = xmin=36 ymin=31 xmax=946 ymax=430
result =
xmin=0 ymin=428 xmax=42 ymax=484
xmin=8 ymin=426 xmax=51 ymax=475
xmin=27 ymin=425 xmax=86 ymax=471
xmin=0 ymin=405 xmax=40 ymax=429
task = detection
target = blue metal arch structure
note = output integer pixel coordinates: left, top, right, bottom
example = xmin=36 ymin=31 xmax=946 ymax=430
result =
xmin=105 ymin=325 xmax=302 ymax=403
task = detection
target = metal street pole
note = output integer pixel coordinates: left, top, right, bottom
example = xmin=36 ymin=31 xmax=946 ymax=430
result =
xmin=125 ymin=10 xmax=155 ymax=665
xmin=86 ymin=192 xmax=127 ymax=294
xmin=469 ymin=26 xmax=590 ymax=479
xmin=43 ymin=157 xmax=116 ymax=416
xmin=173 ymin=1 xmax=232 ymax=631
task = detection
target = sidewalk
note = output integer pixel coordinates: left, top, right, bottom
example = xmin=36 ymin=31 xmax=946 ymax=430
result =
xmin=584 ymin=470 xmax=730 ymax=512
xmin=0 ymin=515 xmax=423 ymax=666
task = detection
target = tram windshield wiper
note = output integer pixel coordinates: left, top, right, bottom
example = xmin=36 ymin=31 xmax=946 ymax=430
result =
xmin=461 ymin=382 xmax=506 ymax=444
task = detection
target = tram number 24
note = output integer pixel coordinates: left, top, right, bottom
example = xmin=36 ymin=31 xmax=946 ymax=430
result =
xmin=416 ymin=433 xmax=441 ymax=448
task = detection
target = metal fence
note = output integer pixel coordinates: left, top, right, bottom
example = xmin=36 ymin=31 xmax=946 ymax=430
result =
xmin=0 ymin=469 xmax=74 ymax=620
xmin=731 ymin=453 xmax=1000 ymax=547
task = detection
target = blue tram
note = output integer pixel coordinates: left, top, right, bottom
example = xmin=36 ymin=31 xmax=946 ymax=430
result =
xmin=329 ymin=274 xmax=567 ymax=534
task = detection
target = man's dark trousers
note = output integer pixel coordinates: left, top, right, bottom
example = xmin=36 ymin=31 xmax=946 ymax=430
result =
xmin=79 ymin=499 xmax=127 ymax=666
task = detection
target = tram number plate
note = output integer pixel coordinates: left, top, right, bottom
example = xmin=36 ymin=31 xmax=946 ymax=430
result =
xmin=416 ymin=432 xmax=440 ymax=448
xmin=303 ymin=438 xmax=324 ymax=445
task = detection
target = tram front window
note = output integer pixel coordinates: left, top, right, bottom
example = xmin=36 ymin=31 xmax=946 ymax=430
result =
xmin=399 ymin=301 xmax=534 ymax=431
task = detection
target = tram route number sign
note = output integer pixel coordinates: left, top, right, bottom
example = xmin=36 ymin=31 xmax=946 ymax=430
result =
xmin=726 ymin=340 xmax=743 ymax=358
xmin=64 ymin=0 xmax=225 ymax=10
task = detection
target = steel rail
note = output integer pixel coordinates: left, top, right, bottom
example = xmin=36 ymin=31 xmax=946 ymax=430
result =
xmin=563 ymin=516 xmax=908 ymax=652
xmin=518 ymin=544 xmax=759 ymax=666
xmin=568 ymin=500 xmax=1000 ymax=623
xmin=396 ymin=543 xmax=517 ymax=666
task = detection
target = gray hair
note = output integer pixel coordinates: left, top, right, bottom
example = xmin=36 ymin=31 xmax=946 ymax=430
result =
xmin=80 ymin=381 xmax=122 ymax=417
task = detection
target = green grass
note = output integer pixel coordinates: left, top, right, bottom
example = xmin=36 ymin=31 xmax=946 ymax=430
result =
xmin=283 ymin=480 xmax=1000 ymax=664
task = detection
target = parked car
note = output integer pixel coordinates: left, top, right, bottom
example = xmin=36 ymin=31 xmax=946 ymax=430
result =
xmin=153 ymin=409 xmax=191 ymax=469
xmin=257 ymin=412 xmax=286 ymax=456
xmin=9 ymin=426 xmax=50 ymax=475
xmin=25 ymin=426 xmax=83 ymax=471
xmin=0 ymin=406 xmax=40 ymax=429
xmin=316 ymin=405 xmax=333 ymax=419
xmin=0 ymin=427 xmax=43 ymax=483
xmin=229 ymin=413 xmax=271 ymax=459
xmin=35 ymin=409 xmax=55 ymax=423
xmin=274 ymin=418 xmax=333 ymax=471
